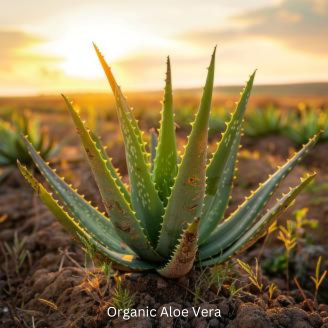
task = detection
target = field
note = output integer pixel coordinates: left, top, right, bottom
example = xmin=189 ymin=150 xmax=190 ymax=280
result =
xmin=1 ymin=84 xmax=328 ymax=327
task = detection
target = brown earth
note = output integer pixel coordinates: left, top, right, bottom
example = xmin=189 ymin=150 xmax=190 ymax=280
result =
xmin=1 ymin=136 xmax=328 ymax=327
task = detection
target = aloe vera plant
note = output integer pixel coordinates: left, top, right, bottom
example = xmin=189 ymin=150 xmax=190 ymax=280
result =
xmin=19 ymin=45 xmax=319 ymax=278
xmin=0 ymin=112 xmax=55 ymax=181
xmin=244 ymin=106 xmax=287 ymax=138
xmin=284 ymin=107 xmax=328 ymax=145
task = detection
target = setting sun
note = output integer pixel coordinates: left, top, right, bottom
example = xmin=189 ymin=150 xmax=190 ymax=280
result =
xmin=34 ymin=22 xmax=168 ymax=79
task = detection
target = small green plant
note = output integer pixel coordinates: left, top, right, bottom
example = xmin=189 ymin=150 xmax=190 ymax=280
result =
xmin=278 ymin=221 xmax=297 ymax=289
xmin=3 ymin=232 xmax=31 ymax=275
xmin=277 ymin=208 xmax=318 ymax=283
xmin=0 ymin=112 xmax=56 ymax=181
xmin=191 ymin=268 xmax=207 ymax=305
xmin=284 ymin=106 xmax=328 ymax=145
xmin=244 ymin=106 xmax=287 ymax=137
xmin=267 ymin=283 xmax=277 ymax=300
xmin=209 ymin=262 xmax=236 ymax=294
xmin=263 ymin=208 xmax=318 ymax=280
xmin=228 ymin=281 xmax=244 ymax=299
xmin=310 ymin=256 xmax=327 ymax=301
xmin=19 ymin=45 xmax=319 ymax=278
xmin=111 ymin=276 xmax=134 ymax=310
xmin=237 ymin=259 xmax=263 ymax=292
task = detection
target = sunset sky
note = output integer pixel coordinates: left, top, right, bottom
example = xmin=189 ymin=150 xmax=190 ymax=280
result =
xmin=1 ymin=0 xmax=327 ymax=95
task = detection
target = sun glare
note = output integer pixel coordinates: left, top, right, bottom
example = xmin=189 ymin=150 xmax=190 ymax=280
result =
xmin=35 ymin=22 xmax=165 ymax=79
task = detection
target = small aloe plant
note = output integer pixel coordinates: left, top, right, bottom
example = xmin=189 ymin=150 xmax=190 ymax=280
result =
xmin=18 ymin=45 xmax=319 ymax=278
xmin=0 ymin=112 xmax=55 ymax=181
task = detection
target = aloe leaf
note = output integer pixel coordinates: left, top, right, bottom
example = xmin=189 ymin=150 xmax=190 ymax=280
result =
xmin=94 ymin=242 xmax=157 ymax=271
xmin=63 ymin=95 xmax=130 ymax=207
xmin=93 ymin=44 xmax=148 ymax=162
xmin=152 ymin=57 xmax=178 ymax=204
xmin=17 ymin=161 xmax=132 ymax=254
xmin=150 ymin=129 xmax=158 ymax=172
xmin=199 ymin=72 xmax=256 ymax=243
xmin=89 ymin=130 xmax=130 ymax=203
xmin=198 ymin=173 xmax=315 ymax=265
xmin=23 ymin=137 xmax=163 ymax=262
xmin=157 ymin=48 xmax=216 ymax=257
xmin=18 ymin=161 xmax=90 ymax=238
xmin=158 ymin=218 xmax=199 ymax=278
xmin=63 ymin=97 xmax=165 ymax=260
xmin=199 ymin=132 xmax=320 ymax=259
xmin=94 ymin=45 xmax=164 ymax=244
xmin=18 ymin=163 xmax=156 ymax=270
xmin=42 ymin=136 xmax=55 ymax=158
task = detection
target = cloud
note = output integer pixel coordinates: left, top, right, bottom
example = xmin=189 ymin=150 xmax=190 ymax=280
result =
xmin=181 ymin=0 xmax=328 ymax=56
xmin=0 ymin=29 xmax=61 ymax=70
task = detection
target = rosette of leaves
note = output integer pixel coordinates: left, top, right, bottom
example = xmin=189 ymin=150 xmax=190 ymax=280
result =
xmin=18 ymin=45 xmax=318 ymax=278
xmin=244 ymin=106 xmax=287 ymax=137
xmin=284 ymin=107 xmax=328 ymax=145
xmin=0 ymin=112 xmax=55 ymax=181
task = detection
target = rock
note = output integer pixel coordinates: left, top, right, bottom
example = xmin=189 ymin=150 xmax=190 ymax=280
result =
xmin=268 ymin=307 xmax=313 ymax=328
xmin=227 ymin=303 xmax=273 ymax=328
xmin=273 ymin=294 xmax=295 ymax=307
xmin=308 ymin=312 xmax=323 ymax=328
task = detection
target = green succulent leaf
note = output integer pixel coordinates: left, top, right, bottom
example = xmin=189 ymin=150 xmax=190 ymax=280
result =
xmin=150 ymin=129 xmax=158 ymax=172
xmin=198 ymin=173 xmax=316 ymax=266
xmin=157 ymin=47 xmax=216 ymax=257
xmin=152 ymin=57 xmax=178 ymax=204
xmin=93 ymin=44 xmax=148 ymax=162
xmin=20 ymin=141 xmax=129 ymax=254
xmin=199 ymin=132 xmax=320 ymax=259
xmin=18 ymin=161 xmax=84 ymax=238
xmin=63 ymin=97 xmax=166 ymax=261
xmin=199 ymin=71 xmax=256 ymax=243
xmin=18 ymin=162 xmax=155 ymax=270
xmin=89 ymin=130 xmax=130 ymax=203
xmin=0 ymin=113 xmax=55 ymax=168
xmin=158 ymin=217 xmax=199 ymax=278
xmin=23 ymin=136 xmax=163 ymax=262
xmin=94 ymin=45 xmax=164 ymax=246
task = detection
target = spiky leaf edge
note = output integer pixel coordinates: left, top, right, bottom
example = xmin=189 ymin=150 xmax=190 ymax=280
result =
xmin=197 ymin=172 xmax=316 ymax=266
xmin=200 ymin=71 xmax=256 ymax=242
xmin=199 ymin=131 xmax=321 ymax=259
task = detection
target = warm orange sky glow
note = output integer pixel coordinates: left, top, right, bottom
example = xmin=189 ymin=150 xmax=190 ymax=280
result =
xmin=0 ymin=0 xmax=327 ymax=95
